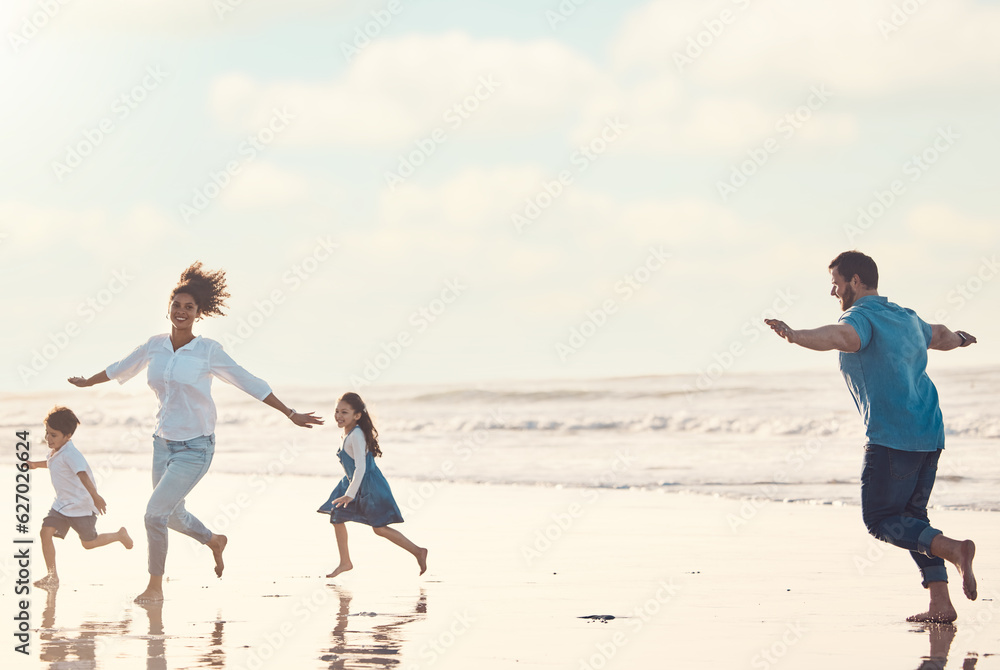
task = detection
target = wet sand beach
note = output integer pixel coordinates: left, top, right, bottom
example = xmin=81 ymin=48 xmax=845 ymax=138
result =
xmin=5 ymin=472 xmax=1000 ymax=669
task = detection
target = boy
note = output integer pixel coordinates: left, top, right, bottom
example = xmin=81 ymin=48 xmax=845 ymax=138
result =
xmin=27 ymin=406 xmax=132 ymax=588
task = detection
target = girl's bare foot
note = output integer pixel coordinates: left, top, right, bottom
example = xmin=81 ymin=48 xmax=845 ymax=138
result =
xmin=134 ymin=588 xmax=164 ymax=604
xmin=417 ymin=548 xmax=428 ymax=576
xmin=326 ymin=563 xmax=352 ymax=578
xmin=33 ymin=574 xmax=59 ymax=588
xmin=119 ymin=528 xmax=134 ymax=550
xmin=207 ymin=534 xmax=227 ymax=577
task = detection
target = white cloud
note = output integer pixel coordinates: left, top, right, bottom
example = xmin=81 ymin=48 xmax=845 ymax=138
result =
xmin=210 ymin=32 xmax=611 ymax=146
xmin=219 ymin=161 xmax=311 ymax=209
xmin=905 ymin=204 xmax=999 ymax=246
xmin=3 ymin=0 xmax=350 ymax=35
xmin=610 ymin=0 xmax=1000 ymax=95
xmin=0 ymin=201 xmax=181 ymax=259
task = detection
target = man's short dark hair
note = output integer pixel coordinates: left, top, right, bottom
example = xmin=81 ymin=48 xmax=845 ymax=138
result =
xmin=829 ymin=251 xmax=878 ymax=289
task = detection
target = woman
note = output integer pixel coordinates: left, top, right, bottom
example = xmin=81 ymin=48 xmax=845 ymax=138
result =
xmin=69 ymin=262 xmax=323 ymax=602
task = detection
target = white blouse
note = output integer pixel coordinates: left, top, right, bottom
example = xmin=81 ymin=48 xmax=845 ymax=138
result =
xmin=343 ymin=426 xmax=368 ymax=499
xmin=105 ymin=334 xmax=272 ymax=441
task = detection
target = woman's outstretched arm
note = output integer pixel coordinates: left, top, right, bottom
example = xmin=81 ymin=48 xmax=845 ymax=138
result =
xmin=262 ymin=393 xmax=324 ymax=428
xmin=68 ymin=371 xmax=111 ymax=387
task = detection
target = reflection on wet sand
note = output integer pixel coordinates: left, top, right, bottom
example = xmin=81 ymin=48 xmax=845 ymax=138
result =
xmin=35 ymin=584 xmax=228 ymax=669
xmin=913 ymin=622 xmax=979 ymax=670
xmin=323 ymin=585 xmax=427 ymax=669
xmin=38 ymin=584 xmax=133 ymax=667
xmin=138 ymin=601 xmax=166 ymax=670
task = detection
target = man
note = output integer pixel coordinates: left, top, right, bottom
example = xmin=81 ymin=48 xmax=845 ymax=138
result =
xmin=765 ymin=250 xmax=977 ymax=623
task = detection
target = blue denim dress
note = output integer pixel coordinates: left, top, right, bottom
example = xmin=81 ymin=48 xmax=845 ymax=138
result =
xmin=317 ymin=441 xmax=404 ymax=527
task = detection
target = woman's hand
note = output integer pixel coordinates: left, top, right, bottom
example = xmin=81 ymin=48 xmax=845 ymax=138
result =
xmin=332 ymin=495 xmax=354 ymax=508
xmin=68 ymin=372 xmax=110 ymax=388
xmin=290 ymin=411 xmax=324 ymax=428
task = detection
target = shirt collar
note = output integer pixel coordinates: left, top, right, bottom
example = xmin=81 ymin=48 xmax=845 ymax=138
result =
xmin=161 ymin=334 xmax=202 ymax=351
xmin=851 ymin=295 xmax=885 ymax=308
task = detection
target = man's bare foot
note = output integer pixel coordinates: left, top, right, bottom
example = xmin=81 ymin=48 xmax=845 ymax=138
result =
xmin=119 ymin=527 xmax=134 ymax=550
xmin=955 ymin=540 xmax=977 ymax=600
xmin=907 ymin=606 xmax=957 ymax=624
xmin=134 ymin=588 xmax=164 ymax=604
xmin=207 ymin=534 xmax=227 ymax=578
xmin=33 ymin=574 xmax=59 ymax=588
xmin=326 ymin=563 xmax=352 ymax=578
xmin=417 ymin=548 xmax=428 ymax=576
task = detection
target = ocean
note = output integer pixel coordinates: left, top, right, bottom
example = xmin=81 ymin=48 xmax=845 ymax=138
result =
xmin=4 ymin=366 xmax=998 ymax=511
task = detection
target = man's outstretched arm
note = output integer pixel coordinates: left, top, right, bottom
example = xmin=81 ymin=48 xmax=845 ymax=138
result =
xmin=764 ymin=319 xmax=861 ymax=353
xmin=929 ymin=324 xmax=977 ymax=351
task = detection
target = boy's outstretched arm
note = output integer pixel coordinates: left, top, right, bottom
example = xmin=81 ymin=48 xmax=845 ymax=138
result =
xmin=27 ymin=460 xmax=48 ymax=469
xmin=77 ymin=472 xmax=107 ymax=514
xmin=764 ymin=319 xmax=861 ymax=353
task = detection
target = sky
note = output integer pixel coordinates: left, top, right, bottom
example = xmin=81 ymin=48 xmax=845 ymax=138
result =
xmin=2 ymin=0 xmax=998 ymax=393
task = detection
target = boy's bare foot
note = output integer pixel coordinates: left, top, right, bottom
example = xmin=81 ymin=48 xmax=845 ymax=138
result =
xmin=907 ymin=606 xmax=957 ymax=624
xmin=955 ymin=540 xmax=977 ymax=600
xmin=134 ymin=588 xmax=164 ymax=604
xmin=326 ymin=563 xmax=352 ymax=578
xmin=119 ymin=527 xmax=134 ymax=550
xmin=417 ymin=548 xmax=428 ymax=576
xmin=33 ymin=574 xmax=59 ymax=588
xmin=207 ymin=534 xmax=227 ymax=577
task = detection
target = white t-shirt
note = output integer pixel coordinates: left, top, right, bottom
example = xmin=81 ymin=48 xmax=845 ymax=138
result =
xmin=105 ymin=334 xmax=272 ymax=441
xmin=47 ymin=441 xmax=98 ymax=517
xmin=343 ymin=427 xmax=368 ymax=499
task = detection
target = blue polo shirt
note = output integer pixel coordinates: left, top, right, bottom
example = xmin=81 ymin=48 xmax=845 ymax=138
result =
xmin=838 ymin=295 xmax=944 ymax=452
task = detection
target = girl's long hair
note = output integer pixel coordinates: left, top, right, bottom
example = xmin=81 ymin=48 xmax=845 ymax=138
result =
xmin=340 ymin=392 xmax=382 ymax=457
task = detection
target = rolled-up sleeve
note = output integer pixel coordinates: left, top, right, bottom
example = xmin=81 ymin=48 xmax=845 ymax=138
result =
xmin=208 ymin=342 xmax=272 ymax=400
xmin=839 ymin=310 xmax=872 ymax=351
xmin=105 ymin=338 xmax=153 ymax=384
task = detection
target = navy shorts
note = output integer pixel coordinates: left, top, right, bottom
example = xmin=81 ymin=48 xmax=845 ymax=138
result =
xmin=42 ymin=509 xmax=98 ymax=542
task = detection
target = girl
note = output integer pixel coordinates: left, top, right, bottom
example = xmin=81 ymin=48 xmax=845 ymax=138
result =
xmin=69 ymin=262 xmax=323 ymax=602
xmin=318 ymin=393 xmax=427 ymax=577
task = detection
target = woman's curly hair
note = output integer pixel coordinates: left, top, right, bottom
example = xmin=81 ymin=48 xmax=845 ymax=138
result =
xmin=170 ymin=262 xmax=231 ymax=318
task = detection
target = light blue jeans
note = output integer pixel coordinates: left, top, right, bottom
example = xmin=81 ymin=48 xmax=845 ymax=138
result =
xmin=146 ymin=434 xmax=215 ymax=576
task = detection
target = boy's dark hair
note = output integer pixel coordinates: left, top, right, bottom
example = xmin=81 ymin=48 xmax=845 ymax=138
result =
xmin=171 ymin=262 xmax=231 ymax=317
xmin=829 ymin=251 xmax=879 ymax=289
xmin=45 ymin=406 xmax=80 ymax=436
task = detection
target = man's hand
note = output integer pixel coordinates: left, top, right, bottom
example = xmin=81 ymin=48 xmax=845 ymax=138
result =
xmin=929 ymin=325 xmax=978 ymax=350
xmin=765 ymin=319 xmax=797 ymax=344
xmin=956 ymin=330 xmax=977 ymax=347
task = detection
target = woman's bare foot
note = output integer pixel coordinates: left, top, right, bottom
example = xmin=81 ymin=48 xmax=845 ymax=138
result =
xmin=134 ymin=588 xmax=164 ymax=604
xmin=955 ymin=540 xmax=977 ymax=600
xmin=207 ymin=534 xmax=227 ymax=577
xmin=119 ymin=527 xmax=134 ymax=550
xmin=417 ymin=548 xmax=428 ymax=575
xmin=326 ymin=563 xmax=353 ymax=578
xmin=33 ymin=574 xmax=59 ymax=588
xmin=907 ymin=607 xmax=957 ymax=624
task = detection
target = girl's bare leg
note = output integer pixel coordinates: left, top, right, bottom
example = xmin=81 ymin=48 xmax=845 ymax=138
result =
xmin=327 ymin=523 xmax=353 ymax=578
xmin=373 ymin=526 xmax=427 ymax=575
